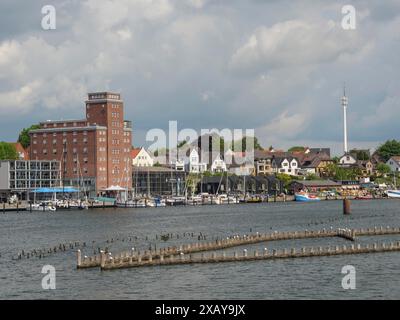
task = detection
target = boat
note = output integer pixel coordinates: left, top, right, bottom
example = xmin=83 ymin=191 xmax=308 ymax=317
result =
xmin=166 ymin=197 xmax=186 ymax=206
xmin=355 ymin=194 xmax=374 ymax=200
xmin=387 ymin=190 xmax=400 ymax=199
xmin=146 ymin=198 xmax=166 ymax=207
xmin=30 ymin=201 xmax=57 ymax=212
xmin=116 ymin=198 xmax=147 ymax=208
xmin=187 ymin=195 xmax=203 ymax=205
xmin=295 ymin=193 xmax=321 ymax=202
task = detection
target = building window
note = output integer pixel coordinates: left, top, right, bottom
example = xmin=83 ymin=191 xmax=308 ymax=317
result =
xmin=43 ymin=140 xmax=47 ymax=145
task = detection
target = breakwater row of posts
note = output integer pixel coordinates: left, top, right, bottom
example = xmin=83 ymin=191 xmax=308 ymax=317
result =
xmin=76 ymin=226 xmax=400 ymax=270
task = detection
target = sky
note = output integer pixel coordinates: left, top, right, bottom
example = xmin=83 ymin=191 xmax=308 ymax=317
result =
xmin=0 ymin=0 xmax=399 ymax=156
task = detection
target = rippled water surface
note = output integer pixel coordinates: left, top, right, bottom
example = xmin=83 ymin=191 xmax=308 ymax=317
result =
xmin=0 ymin=199 xmax=399 ymax=299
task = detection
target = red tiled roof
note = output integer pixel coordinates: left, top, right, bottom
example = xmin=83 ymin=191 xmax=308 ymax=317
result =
xmin=130 ymin=148 xmax=141 ymax=159
xmin=10 ymin=142 xmax=29 ymax=160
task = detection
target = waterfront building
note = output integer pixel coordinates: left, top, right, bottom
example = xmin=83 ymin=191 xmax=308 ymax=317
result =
xmin=339 ymin=153 xmax=357 ymax=167
xmin=0 ymin=160 xmax=61 ymax=200
xmin=386 ymin=156 xmax=400 ymax=172
xmin=272 ymin=157 xmax=300 ymax=176
xmin=299 ymin=153 xmax=333 ymax=177
xmin=210 ymin=154 xmax=227 ymax=173
xmin=131 ymin=147 xmax=154 ymax=167
xmin=29 ymin=92 xmax=132 ymax=196
xmin=187 ymin=148 xmax=207 ymax=173
xmin=198 ymin=175 xmax=283 ymax=195
xmin=254 ymin=150 xmax=274 ymax=175
xmin=132 ymin=166 xmax=186 ymax=197
xmin=289 ymin=180 xmax=341 ymax=194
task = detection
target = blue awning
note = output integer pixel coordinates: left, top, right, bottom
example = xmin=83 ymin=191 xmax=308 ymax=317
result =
xmin=31 ymin=187 xmax=79 ymax=193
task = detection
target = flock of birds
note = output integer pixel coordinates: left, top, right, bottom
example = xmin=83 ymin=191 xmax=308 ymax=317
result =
xmin=5 ymin=214 xmax=389 ymax=262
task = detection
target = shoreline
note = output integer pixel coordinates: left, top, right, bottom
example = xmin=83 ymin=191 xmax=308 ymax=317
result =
xmin=0 ymin=196 xmax=395 ymax=213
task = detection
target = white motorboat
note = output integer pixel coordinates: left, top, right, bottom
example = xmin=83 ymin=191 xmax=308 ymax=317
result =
xmin=387 ymin=190 xmax=400 ymax=199
xmin=30 ymin=202 xmax=57 ymax=212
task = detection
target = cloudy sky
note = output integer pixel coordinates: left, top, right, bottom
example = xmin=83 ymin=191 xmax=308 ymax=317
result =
xmin=0 ymin=0 xmax=399 ymax=155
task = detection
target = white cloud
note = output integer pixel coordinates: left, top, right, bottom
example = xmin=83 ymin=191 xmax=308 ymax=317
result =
xmin=230 ymin=19 xmax=367 ymax=74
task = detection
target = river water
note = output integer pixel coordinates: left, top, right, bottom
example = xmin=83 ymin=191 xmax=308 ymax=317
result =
xmin=0 ymin=199 xmax=399 ymax=299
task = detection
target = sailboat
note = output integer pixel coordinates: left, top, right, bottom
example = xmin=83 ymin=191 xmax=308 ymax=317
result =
xmin=387 ymin=174 xmax=400 ymax=198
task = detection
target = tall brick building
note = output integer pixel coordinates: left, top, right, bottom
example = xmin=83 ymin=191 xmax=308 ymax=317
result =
xmin=29 ymin=92 xmax=132 ymax=196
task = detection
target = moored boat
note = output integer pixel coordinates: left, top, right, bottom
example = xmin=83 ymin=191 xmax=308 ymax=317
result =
xmin=387 ymin=190 xmax=400 ymax=199
xmin=295 ymin=193 xmax=321 ymax=202
xmin=30 ymin=202 xmax=57 ymax=212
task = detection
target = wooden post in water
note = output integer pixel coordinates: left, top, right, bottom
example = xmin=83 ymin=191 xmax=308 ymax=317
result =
xmin=77 ymin=249 xmax=82 ymax=267
xmin=343 ymin=199 xmax=351 ymax=215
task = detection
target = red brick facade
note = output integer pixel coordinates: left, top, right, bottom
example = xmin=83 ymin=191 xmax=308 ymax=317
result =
xmin=29 ymin=92 xmax=132 ymax=194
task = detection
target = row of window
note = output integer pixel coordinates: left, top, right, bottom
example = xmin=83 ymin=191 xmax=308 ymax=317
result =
xmin=32 ymin=147 xmax=89 ymax=155
xmin=42 ymin=122 xmax=86 ymax=129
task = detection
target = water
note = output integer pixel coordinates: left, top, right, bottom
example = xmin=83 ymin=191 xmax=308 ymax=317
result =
xmin=0 ymin=199 xmax=399 ymax=299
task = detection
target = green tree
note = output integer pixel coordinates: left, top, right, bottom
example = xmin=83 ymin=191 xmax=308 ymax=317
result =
xmin=0 ymin=142 xmax=19 ymax=160
xmin=377 ymin=140 xmax=400 ymax=162
xmin=177 ymin=140 xmax=187 ymax=149
xmin=18 ymin=124 xmax=40 ymax=149
xmin=350 ymin=149 xmax=370 ymax=161
xmin=376 ymin=163 xmax=391 ymax=176
xmin=288 ymin=146 xmax=305 ymax=153
xmin=233 ymin=136 xmax=263 ymax=152
xmin=276 ymin=173 xmax=292 ymax=188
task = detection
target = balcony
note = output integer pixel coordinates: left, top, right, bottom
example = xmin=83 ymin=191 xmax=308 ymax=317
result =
xmin=123 ymin=120 xmax=132 ymax=129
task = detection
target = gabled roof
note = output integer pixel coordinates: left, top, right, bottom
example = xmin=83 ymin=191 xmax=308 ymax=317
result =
xmin=388 ymin=156 xmax=400 ymax=163
xmin=272 ymin=156 xmax=298 ymax=166
xmin=9 ymin=142 xmax=29 ymax=160
xmin=130 ymin=147 xmax=142 ymax=159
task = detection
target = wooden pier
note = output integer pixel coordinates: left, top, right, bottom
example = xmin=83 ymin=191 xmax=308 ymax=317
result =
xmin=76 ymin=226 xmax=400 ymax=270
xmin=97 ymin=241 xmax=400 ymax=271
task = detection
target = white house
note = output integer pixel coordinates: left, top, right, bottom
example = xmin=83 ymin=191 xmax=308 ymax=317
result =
xmin=186 ymin=149 xmax=207 ymax=173
xmin=387 ymin=156 xmax=400 ymax=172
xmin=272 ymin=157 xmax=300 ymax=176
xmin=210 ymin=154 xmax=227 ymax=173
xmin=174 ymin=159 xmax=185 ymax=171
xmin=339 ymin=153 xmax=357 ymax=167
xmin=131 ymin=147 xmax=154 ymax=167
